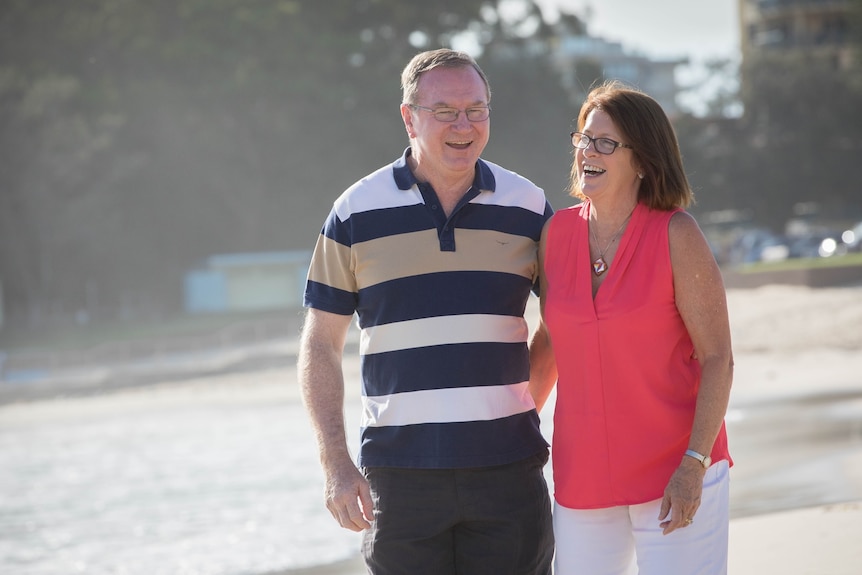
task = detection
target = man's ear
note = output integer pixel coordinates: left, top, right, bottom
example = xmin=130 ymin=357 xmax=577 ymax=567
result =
xmin=400 ymin=104 xmax=415 ymax=138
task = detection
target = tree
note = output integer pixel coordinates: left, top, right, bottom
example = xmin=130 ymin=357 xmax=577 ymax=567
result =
xmin=733 ymin=48 xmax=862 ymax=229
xmin=1 ymin=0 xmax=570 ymax=333
xmin=674 ymin=3 xmax=862 ymax=237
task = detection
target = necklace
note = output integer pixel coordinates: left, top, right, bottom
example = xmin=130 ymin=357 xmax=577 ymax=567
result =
xmin=589 ymin=209 xmax=634 ymax=276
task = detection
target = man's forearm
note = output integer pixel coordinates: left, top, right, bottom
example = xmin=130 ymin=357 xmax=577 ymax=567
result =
xmin=528 ymin=321 xmax=557 ymax=413
xmin=297 ymin=309 xmax=354 ymax=469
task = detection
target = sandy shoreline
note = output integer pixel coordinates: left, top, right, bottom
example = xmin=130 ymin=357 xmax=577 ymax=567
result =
xmin=3 ymin=284 xmax=861 ymax=574
xmin=275 ymin=283 xmax=862 ymax=575
xmin=274 ymin=498 xmax=862 ymax=575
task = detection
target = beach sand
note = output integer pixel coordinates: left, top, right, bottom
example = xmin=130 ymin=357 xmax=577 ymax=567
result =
xmin=724 ymin=284 xmax=862 ymax=575
xmin=6 ymin=284 xmax=860 ymax=574
xmin=278 ymin=283 xmax=862 ymax=574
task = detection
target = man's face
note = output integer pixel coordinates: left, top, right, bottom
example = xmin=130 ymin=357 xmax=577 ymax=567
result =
xmin=401 ymin=65 xmax=490 ymax=182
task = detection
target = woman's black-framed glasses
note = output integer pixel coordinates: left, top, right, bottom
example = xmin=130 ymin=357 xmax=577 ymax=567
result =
xmin=570 ymin=131 xmax=633 ymax=155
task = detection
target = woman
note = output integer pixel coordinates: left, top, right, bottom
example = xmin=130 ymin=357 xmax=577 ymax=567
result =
xmin=532 ymin=81 xmax=734 ymax=574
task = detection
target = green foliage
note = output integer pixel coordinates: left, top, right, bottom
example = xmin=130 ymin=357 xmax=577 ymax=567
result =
xmin=0 ymin=0 xmax=571 ymax=331
xmin=676 ymin=47 xmax=862 ymax=234
xmin=737 ymin=252 xmax=862 ymax=273
xmin=4 ymin=0 xmax=858 ymax=336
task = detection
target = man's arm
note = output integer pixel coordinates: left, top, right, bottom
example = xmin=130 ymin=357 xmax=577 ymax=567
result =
xmin=528 ymin=315 xmax=557 ymax=413
xmin=298 ymin=307 xmax=373 ymax=531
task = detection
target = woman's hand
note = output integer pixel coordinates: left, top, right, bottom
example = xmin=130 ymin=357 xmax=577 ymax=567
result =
xmin=658 ymin=457 xmax=706 ymax=535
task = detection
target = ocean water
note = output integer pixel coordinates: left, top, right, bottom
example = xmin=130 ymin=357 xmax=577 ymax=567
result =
xmin=0 ymin=374 xmax=362 ymax=575
xmin=3 ymin=361 xmax=861 ymax=575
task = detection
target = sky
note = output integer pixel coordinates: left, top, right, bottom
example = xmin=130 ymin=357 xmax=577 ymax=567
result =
xmin=532 ymin=0 xmax=741 ymax=115
xmin=535 ymin=0 xmax=740 ymax=63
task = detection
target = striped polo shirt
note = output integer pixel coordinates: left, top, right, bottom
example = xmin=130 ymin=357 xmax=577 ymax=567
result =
xmin=303 ymin=148 xmax=553 ymax=469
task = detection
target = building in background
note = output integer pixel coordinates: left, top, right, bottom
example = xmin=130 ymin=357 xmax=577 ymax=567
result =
xmin=484 ymin=19 xmax=687 ymax=120
xmin=739 ymin=0 xmax=853 ymax=67
xmin=548 ymin=34 xmax=686 ymax=119
xmin=184 ymin=251 xmax=311 ymax=314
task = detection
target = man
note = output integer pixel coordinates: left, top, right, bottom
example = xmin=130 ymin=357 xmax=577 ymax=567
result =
xmin=298 ymin=48 xmax=554 ymax=575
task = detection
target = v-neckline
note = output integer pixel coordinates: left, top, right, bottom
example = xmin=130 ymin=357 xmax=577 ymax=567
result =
xmin=584 ymin=201 xmax=642 ymax=304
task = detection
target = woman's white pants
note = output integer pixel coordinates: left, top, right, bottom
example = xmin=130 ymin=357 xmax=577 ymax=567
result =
xmin=553 ymin=460 xmax=730 ymax=575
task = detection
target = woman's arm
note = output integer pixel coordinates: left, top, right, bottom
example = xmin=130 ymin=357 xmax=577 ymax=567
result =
xmin=659 ymin=210 xmax=734 ymax=534
xmin=670 ymin=211 xmax=734 ymax=458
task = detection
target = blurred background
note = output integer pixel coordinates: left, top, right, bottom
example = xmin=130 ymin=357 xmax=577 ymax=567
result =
xmin=0 ymin=0 xmax=860 ymax=348
xmin=1 ymin=1 xmax=862 ymax=574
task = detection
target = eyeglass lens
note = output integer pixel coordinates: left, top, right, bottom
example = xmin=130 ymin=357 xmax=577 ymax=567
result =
xmin=416 ymin=107 xmax=489 ymax=122
xmin=572 ymin=133 xmax=618 ymax=154
xmin=438 ymin=108 xmax=488 ymax=122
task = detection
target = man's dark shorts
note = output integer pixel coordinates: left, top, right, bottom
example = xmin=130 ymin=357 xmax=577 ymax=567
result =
xmin=361 ymin=449 xmax=554 ymax=575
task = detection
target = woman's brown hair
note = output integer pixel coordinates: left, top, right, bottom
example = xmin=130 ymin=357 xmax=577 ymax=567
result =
xmin=568 ymin=80 xmax=694 ymax=210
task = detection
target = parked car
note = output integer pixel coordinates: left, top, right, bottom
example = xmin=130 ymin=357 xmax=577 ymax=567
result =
xmin=787 ymin=231 xmax=846 ymax=259
xmin=728 ymin=228 xmax=788 ymax=264
xmin=841 ymin=221 xmax=862 ymax=253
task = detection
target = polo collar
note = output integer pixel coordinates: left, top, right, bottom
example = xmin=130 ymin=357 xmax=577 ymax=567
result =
xmin=392 ymin=147 xmax=495 ymax=193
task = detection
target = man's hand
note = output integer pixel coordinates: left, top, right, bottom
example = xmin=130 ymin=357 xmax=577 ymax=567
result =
xmin=324 ymin=459 xmax=374 ymax=531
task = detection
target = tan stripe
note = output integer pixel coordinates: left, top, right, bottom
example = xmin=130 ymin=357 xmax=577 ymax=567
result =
xmin=353 ymin=228 xmax=538 ymax=289
xmin=306 ymin=235 xmax=356 ymax=293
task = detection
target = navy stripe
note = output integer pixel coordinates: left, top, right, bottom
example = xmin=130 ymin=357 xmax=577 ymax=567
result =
xmin=304 ymin=280 xmax=357 ymax=316
xmin=326 ymin=202 xmax=550 ymax=247
xmin=321 ymin=212 xmax=350 ymax=247
xmin=456 ymin=202 xmax=550 ymax=240
xmin=358 ymin=411 xmax=548 ymax=469
xmin=362 ymin=341 xmax=530 ymax=396
xmin=324 ymin=204 xmax=433 ymax=246
xmin=356 ymin=271 xmax=532 ymax=328
xmin=348 ymin=204 xmax=433 ymax=244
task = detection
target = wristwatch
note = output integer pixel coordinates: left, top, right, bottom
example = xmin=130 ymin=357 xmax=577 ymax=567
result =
xmin=684 ymin=449 xmax=712 ymax=469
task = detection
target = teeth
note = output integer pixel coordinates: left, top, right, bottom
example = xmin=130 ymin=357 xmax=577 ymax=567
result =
xmin=584 ymin=164 xmax=605 ymax=174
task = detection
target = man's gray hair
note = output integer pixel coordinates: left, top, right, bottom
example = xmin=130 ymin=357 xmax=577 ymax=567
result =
xmin=401 ymin=48 xmax=491 ymax=105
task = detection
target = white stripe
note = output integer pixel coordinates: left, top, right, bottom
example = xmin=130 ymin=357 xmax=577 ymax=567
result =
xmin=360 ymin=314 xmax=528 ymax=355
xmin=472 ymin=160 xmax=547 ymax=215
xmin=333 ymin=165 xmax=421 ymax=220
xmin=361 ymin=381 xmax=535 ymax=427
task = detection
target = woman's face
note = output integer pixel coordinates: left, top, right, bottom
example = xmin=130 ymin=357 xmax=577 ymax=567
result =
xmin=575 ymin=108 xmax=641 ymax=201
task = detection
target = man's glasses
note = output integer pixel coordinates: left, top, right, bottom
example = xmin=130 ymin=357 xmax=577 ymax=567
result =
xmin=570 ymin=131 xmax=633 ymax=155
xmin=409 ymin=104 xmax=491 ymax=123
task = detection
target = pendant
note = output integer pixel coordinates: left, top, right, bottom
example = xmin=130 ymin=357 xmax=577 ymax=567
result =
xmin=592 ymin=257 xmax=608 ymax=276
